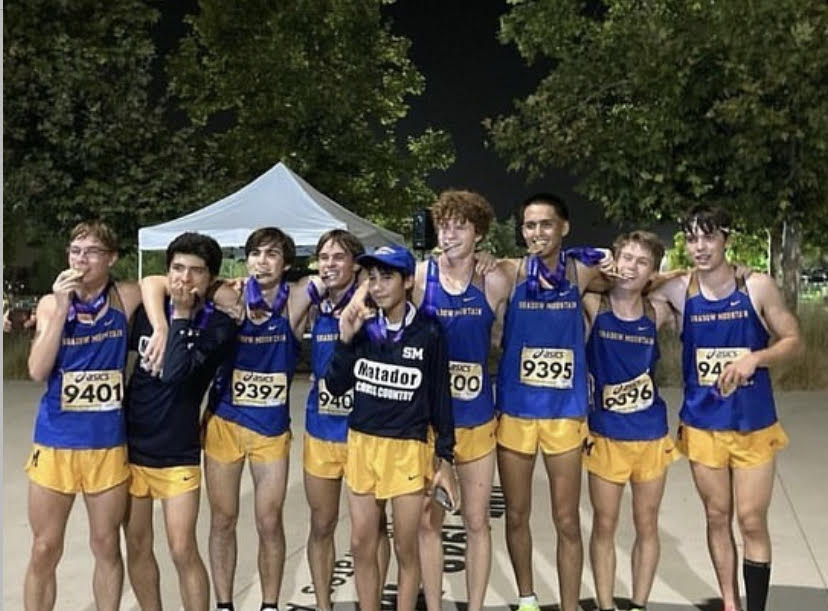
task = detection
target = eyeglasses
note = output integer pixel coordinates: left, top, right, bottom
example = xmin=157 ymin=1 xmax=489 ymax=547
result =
xmin=67 ymin=246 xmax=111 ymax=259
xmin=521 ymin=219 xmax=558 ymax=232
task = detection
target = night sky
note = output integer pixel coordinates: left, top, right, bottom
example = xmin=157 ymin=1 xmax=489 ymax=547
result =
xmin=155 ymin=1 xmax=672 ymax=247
xmin=383 ymin=0 xmax=635 ymax=246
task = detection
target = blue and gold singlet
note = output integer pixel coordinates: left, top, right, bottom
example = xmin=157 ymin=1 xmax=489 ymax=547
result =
xmin=586 ymin=295 xmax=667 ymax=440
xmin=210 ymin=290 xmax=300 ymax=437
xmin=496 ymin=256 xmax=588 ymax=419
xmin=421 ymin=258 xmax=495 ymax=428
xmin=680 ymin=269 xmax=776 ymax=431
xmin=34 ymin=283 xmax=128 ymax=449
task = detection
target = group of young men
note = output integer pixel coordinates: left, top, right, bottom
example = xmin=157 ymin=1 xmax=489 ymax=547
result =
xmin=22 ymin=190 xmax=801 ymax=611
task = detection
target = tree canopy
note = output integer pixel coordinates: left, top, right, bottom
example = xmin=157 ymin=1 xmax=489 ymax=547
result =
xmin=3 ymin=0 xmax=223 ymax=263
xmin=167 ymin=0 xmax=454 ymax=225
xmin=4 ymin=0 xmax=453 ymax=287
xmin=489 ymin=0 xmax=828 ymax=306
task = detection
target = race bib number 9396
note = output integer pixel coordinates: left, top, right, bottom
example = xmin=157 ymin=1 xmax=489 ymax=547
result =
xmin=602 ymin=371 xmax=654 ymax=413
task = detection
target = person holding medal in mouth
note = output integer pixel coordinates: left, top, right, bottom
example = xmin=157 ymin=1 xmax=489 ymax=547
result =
xmin=124 ymin=232 xmax=237 ymax=611
xmin=412 ymin=190 xmax=511 ymax=611
xmin=495 ymin=193 xmax=614 ymax=611
xmin=24 ymin=220 xmax=142 ymax=611
xmin=648 ymin=204 xmax=802 ymax=611
xmin=303 ymin=229 xmax=391 ymax=611
xmin=581 ymin=230 xmax=678 ymax=611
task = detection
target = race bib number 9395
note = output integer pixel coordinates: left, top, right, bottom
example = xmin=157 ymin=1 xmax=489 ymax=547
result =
xmin=520 ymin=347 xmax=574 ymax=389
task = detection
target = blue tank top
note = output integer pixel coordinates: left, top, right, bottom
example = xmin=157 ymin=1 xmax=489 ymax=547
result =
xmin=211 ymin=294 xmax=300 ymax=437
xmin=496 ymin=256 xmax=588 ymax=419
xmin=680 ymin=270 xmax=776 ymax=431
xmin=33 ymin=283 xmax=128 ymax=449
xmin=586 ymin=295 xmax=668 ymax=440
xmin=420 ymin=258 xmax=495 ymax=428
xmin=305 ymin=284 xmax=356 ymax=443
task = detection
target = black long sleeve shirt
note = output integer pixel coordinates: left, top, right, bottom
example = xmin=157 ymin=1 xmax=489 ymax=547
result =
xmin=125 ymin=303 xmax=237 ymax=467
xmin=325 ymin=308 xmax=455 ymax=463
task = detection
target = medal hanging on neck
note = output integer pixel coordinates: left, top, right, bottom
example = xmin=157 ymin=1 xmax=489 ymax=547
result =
xmin=526 ymin=253 xmax=566 ymax=297
xmin=319 ymin=281 xmax=358 ymax=317
xmin=365 ymin=303 xmax=411 ymax=344
xmin=166 ymin=298 xmax=215 ymax=330
xmin=67 ymin=281 xmax=111 ymax=322
xmin=245 ymin=276 xmax=289 ymax=316
xmin=527 ymin=247 xmax=606 ymax=297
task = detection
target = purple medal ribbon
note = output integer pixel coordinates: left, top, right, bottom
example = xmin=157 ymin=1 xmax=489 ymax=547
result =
xmin=67 ymin=282 xmax=110 ymax=322
xmin=245 ymin=276 xmax=289 ymax=316
xmin=309 ymin=281 xmax=358 ymax=317
xmin=365 ymin=303 xmax=412 ymax=344
xmin=420 ymin=257 xmax=440 ymax=318
xmin=527 ymin=247 xmax=606 ymax=297
xmin=166 ymin=298 xmax=215 ymax=330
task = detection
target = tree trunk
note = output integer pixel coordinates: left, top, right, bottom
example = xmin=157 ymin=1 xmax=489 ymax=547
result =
xmin=779 ymin=218 xmax=802 ymax=311
xmin=768 ymin=222 xmax=782 ymax=281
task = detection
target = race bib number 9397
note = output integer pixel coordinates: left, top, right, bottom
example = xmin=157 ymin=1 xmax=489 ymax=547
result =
xmin=232 ymin=369 xmax=287 ymax=407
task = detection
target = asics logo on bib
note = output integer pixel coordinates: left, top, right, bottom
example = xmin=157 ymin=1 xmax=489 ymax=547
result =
xmin=355 ymin=359 xmax=422 ymax=389
xmin=402 ymin=346 xmax=424 ymax=360
xmin=72 ymin=372 xmax=111 ymax=382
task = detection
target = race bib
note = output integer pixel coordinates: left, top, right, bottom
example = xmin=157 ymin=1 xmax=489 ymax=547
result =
xmin=448 ymin=360 xmax=483 ymax=401
xmin=317 ymin=378 xmax=353 ymax=417
xmin=61 ymin=369 xmax=123 ymax=412
xmin=232 ymin=369 xmax=287 ymax=407
xmin=695 ymin=347 xmax=751 ymax=387
xmin=602 ymin=371 xmax=654 ymax=413
xmin=519 ymin=347 xmax=574 ymax=389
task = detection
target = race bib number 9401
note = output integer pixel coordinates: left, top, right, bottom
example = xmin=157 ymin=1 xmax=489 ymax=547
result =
xmin=317 ymin=379 xmax=353 ymax=416
xmin=520 ymin=347 xmax=574 ymax=389
xmin=695 ymin=347 xmax=751 ymax=387
xmin=449 ymin=361 xmax=483 ymax=401
xmin=232 ymin=369 xmax=287 ymax=407
xmin=602 ymin=371 xmax=654 ymax=413
xmin=61 ymin=369 xmax=123 ymax=412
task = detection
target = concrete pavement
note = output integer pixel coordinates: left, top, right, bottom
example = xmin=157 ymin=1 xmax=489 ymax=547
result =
xmin=3 ymin=379 xmax=827 ymax=610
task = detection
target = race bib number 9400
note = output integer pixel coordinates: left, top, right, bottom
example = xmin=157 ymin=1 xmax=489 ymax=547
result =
xmin=449 ymin=361 xmax=483 ymax=401
xmin=232 ymin=369 xmax=287 ymax=407
xmin=602 ymin=371 xmax=654 ymax=413
xmin=520 ymin=347 xmax=574 ymax=389
xmin=317 ymin=379 xmax=353 ymax=416
xmin=61 ymin=369 xmax=123 ymax=412
xmin=695 ymin=347 xmax=751 ymax=387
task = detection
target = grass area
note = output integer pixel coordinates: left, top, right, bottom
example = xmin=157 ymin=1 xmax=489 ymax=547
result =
xmin=655 ymin=302 xmax=828 ymax=390
xmin=5 ymin=304 xmax=827 ymax=389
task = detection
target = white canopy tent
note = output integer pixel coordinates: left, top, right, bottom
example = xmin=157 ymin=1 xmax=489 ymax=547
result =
xmin=137 ymin=162 xmax=403 ymax=276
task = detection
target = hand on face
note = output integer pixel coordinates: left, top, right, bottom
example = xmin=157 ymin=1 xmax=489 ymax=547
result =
xmin=338 ymin=280 xmax=375 ymax=343
xmin=52 ymin=268 xmax=85 ymax=306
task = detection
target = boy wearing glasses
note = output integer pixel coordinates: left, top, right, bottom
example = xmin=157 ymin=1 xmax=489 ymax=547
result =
xmin=24 ymin=221 xmax=142 ymax=611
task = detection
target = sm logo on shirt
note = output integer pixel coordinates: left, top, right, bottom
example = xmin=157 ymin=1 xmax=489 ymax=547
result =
xmin=402 ymin=346 xmax=424 ymax=360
